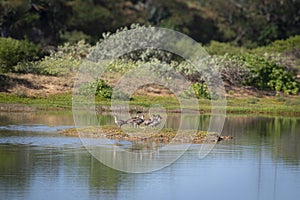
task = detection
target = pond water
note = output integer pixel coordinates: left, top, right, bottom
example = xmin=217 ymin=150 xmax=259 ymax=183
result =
xmin=0 ymin=112 xmax=300 ymax=200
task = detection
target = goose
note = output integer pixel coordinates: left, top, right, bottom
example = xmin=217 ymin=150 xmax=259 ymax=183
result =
xmin=134 ymin=115 xmax=145 ymax=128
xmin=143 ymin=114 xmax=155 ymax=126
xmin=149 ymin=114 xmax=162 ymax=128
xmin=114 ymin=115 xmax=127 ymax=128
xmin=126 ymin=114 xmax=141 ymax=128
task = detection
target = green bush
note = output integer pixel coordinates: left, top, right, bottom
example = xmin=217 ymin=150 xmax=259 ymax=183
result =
xmin=182 ymin=82 xmax=212 ymax=99
xmin=207 ymin=53 xmax=299 ymax=95
xmin=106 ymin=60 xmax=137 ymax=74
xmin=192 ymin=82 xmax=212 ymax=99
xmin=0 ymin=37 xmax=41 ymax=72
xmin=79 ymin=79 xmax=113 ymax=98
xmin=14 ymin=40 xmax=90 ymax=76
xmin=240 ymin=54 xmax=299 ymax=94
xmin=253 ymin=35 xmax=300 ymax=54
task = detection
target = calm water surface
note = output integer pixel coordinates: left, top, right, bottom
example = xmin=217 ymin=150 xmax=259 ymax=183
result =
xmin=0 ymin=112 xmax=300 ymax=200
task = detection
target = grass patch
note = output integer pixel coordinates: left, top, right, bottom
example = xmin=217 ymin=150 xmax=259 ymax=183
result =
xmin=1 ymin=92 xmax=300 ymax=116
xmin=0 ymin=92 xmax=73 ymax=110
xmin=226 ymin=97 xmax=300 ymax=116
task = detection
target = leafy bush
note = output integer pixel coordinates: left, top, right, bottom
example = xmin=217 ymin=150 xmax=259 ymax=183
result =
xmin=79 ymin=79 xmax=113 ymax=98
xmin=182 ymin=82 xmax=212 ymax=99
xmin=0 ymin=37 xmax=41 ymax=72
xmin=268 ymin=68 xmax=299 ymax=95
xmin=78 ymin=78 xmax=130 ymax=99
xmin=213 ymin=54 xmax=251 ymax=86
xmin=192 ymin=82 xmax=212 ymax=99
xmin=203 ymin=53 xmax=299 ymax=95
xmin=106 ymin=60 xmax=137 ymax=74
xmin=240 ymin=54 xmax=299 ymax=94
xmin=91 ymin=24 xmax=174 ymax=63
xmin=253 ymin=35 xmax=300 ymax=54
xmin=14 ymin=40 xmax=90 ymax=76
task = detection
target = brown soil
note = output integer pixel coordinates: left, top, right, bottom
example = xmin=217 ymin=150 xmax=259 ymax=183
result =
xmin=0 ymin=73 xmax=74 ymax=97
xmin=0 ymin=73 xmax=276 ymax=98
xmin=224 ymin=83 xmax=275 ymax=97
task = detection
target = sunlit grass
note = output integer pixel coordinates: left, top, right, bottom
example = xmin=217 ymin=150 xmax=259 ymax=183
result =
xmin=1 ymin=92 xmax=300 ymax=116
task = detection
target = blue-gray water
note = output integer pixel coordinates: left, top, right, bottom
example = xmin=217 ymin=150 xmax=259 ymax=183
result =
xmin=0 ymin=112 xmax=300 ymax=200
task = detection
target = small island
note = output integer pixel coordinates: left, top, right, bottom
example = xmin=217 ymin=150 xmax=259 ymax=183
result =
xmin=61 ymin=126 xmax=233 ymax=144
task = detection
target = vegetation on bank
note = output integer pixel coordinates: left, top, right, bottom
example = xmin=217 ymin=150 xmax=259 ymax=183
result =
xmin=3 ymin=27 xmax=299 ymax=97
xmin=0 ymin=23 xmax=299 ymax=116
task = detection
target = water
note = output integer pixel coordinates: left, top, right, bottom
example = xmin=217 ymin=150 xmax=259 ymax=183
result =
xmin=0 ymin=112 xmax=300 ymax=200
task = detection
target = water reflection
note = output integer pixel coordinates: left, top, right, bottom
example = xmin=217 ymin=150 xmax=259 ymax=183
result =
xmin=0 ymin=112 xmax=300 ymax=199
xmin=223 ymin=116 xmax=300 ymax=165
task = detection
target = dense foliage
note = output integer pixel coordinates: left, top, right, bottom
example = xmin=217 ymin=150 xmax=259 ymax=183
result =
xmin=1 ymin=22 xmax=299 ymax=97
xmin=13 ymin=40 xmax=90 ymax=75
xmin=1 ymin=0 xmax=299 ymax=47
xmin=240 ymin=54 xmax=299 ymax=95
xmin=78 ymin=78 xmax=113 ymax=98
xmin=0 ymin=37 xmax=41 ymax=72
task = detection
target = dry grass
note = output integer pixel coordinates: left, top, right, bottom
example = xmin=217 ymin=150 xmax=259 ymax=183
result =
xmin=1 ymin=73 xmax=74 ymax=97
xmin=60 ymin=126 xmax=231 ymax=144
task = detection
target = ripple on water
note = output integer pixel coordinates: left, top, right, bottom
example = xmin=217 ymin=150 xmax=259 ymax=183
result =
xmin=0 ymin=124 xmax=76 ymax=133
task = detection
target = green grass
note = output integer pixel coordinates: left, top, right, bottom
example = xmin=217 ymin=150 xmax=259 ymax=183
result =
xmin=1 ymin=92 xmax=300 ymax=116
xmin=0 ymin=93 xmax=73 ymax=110
xmin=226 ymin=97 xmax=300 ymax=116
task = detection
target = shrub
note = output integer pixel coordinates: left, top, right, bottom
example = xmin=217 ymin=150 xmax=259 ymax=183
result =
xmin=14 ymin=40 xmax=90 ymax=76
xmin=208 ymin=53 xmax=299 ymax=95
xmin=205 ymin=41 xmax=247 ymax=56
xmin=182 ymin=82 xmax=212 ymax=99
xmin=92 ymin=24 xmax=174 ymax=63
xmin=106 ymin=60 xmax=137 ymax=74
xmin=0 ymin=37 xmax=41 ymax=72
xmin=79 ymin=79 xmax=113 ymax=98
xmin=253 ymin=35 xmax=300 ymax=54
xmin=79 ymin=78 xmax=130 ymax=100
xmin=192 ymin=82 xmax=212 ymax=99
xmin=241 ymin=54 xmax=299 ymax=94
xmin=213 ymin=54 xmax=251 ymax=86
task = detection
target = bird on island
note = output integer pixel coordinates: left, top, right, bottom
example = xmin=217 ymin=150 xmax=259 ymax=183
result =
xmin=143 ymin=114 xmax=155 ymax=126
xmin=126 ymin=115 xmax=138 ymax=127
xmin=149 ymin=114 xmax=162 ymax=128
xmin=126 ymin=113 xmax=143 ymax=128
xmin=114 ymin=115 xmax=127 ymax=128
xmin=120 ymin=112 xmax=162 ymax=129
xmin=134 ymin=115 xmax=145 ymax=128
